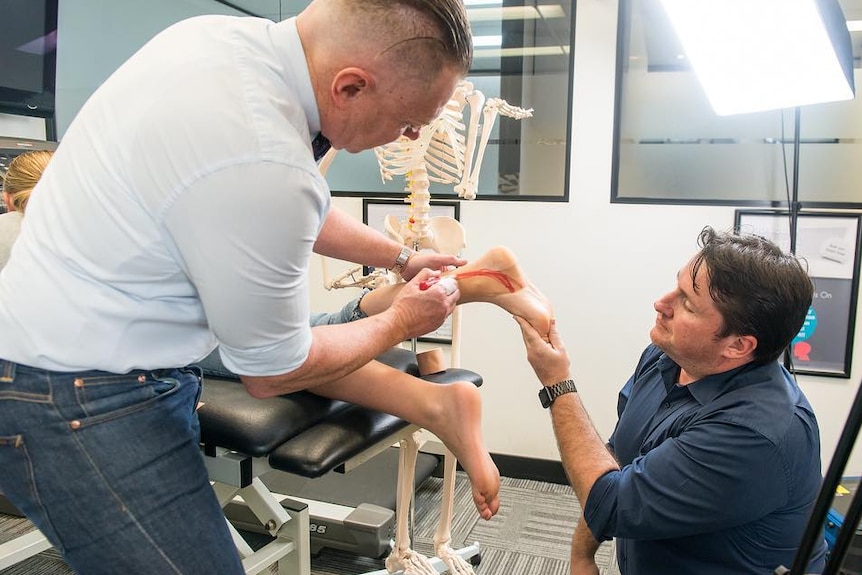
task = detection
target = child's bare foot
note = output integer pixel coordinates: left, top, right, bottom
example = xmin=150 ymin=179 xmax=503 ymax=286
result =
xmin=427 ymin=381 xmax=500 ymax=520
xmin=447 ymin=246 xmax=553 ymax=339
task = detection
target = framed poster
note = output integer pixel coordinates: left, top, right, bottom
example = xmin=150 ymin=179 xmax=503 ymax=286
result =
xmin=362 ymin=199 xmax=460 ymax=344
xmin=735 ymin=210 xmax=862 ymax=378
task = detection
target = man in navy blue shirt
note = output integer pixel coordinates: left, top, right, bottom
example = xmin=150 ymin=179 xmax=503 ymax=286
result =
xmin=517 ymin=226 xmax=827 ymax=575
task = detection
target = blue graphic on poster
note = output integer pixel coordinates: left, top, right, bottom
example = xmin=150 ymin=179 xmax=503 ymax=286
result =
xmin=792 ymin=306 xmax=817 ymax=362
xmin=790 ymin=277 xmax=853 ymax=374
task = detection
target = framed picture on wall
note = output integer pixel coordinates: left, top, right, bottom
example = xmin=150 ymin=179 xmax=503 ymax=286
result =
xmin=362 ymin=198 xmax=460 ymax=344
xmin=735 ymin=210 xmax=862 ymax=378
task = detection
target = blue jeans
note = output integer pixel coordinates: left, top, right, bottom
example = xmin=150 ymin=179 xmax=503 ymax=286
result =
xmin=0 ymin=361 xmax=244 ymax=574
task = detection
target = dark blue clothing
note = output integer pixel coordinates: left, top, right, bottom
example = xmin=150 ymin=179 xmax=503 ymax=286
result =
xmin=584 ymin=344 xmax=827 ymax=575
xmin=311 ymin=132 xmax=331 ymax=162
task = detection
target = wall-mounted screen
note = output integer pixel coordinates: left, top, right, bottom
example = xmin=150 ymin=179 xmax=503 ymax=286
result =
xmin=0 ymin=0 xmax=58 ymax=119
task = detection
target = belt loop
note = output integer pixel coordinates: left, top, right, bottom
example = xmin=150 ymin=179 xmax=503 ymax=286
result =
xmin=186 ymin=365 xmax=203 ymax=383
xmin=0 ymin=360 xmax=16 ymax=383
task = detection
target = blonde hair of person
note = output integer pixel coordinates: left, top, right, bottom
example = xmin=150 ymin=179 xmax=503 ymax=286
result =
xmin=2 ymin=150 xmax=53 ymax=215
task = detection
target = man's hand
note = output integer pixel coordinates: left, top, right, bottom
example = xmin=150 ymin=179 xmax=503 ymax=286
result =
xmin=570 ymin=516 xmax=602 ymax=575
xmin=399 ymin=251 xmax=466 ymax=282
xmin=515 ymin=316 xmax=571 ymax=387
xmin=388 ymin=269 xmax=459 ymax=339
xmin=570 ymin=557 xmax=600 ymax=575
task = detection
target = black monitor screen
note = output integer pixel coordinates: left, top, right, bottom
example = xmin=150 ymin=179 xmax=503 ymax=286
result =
xmin=0 ymin=0 xmax=57 ymax=117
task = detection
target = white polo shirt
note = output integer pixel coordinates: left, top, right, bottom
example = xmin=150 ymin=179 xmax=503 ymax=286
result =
xmin=0 ymin=15 xmax=330 ymax=375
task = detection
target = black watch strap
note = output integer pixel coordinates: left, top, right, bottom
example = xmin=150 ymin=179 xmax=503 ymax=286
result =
xmin=538 ymin=379 xmax=577 ymax=408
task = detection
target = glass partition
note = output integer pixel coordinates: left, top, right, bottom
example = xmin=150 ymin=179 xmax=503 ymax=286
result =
xmin=303 ymin=0 xmax=574 ymax=201
xmin=612 ymin=0 xmax=862 ymax=208
xmin=36 ymin=0 xmax=575 ymax=201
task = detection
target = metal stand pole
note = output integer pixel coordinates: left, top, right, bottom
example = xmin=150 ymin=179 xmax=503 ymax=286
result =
xmin=789 ymin=106 xmax=802 ymax=255
xmin=780 ymin=108 xmax=858 ymax=570
xmin=778 ymin=378 xmax=862 ymax=574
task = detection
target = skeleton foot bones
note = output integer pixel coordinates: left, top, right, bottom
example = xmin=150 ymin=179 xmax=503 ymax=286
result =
xmin=434 ymin=546 xmax=475 ymax=575
xmin=384 ymin=547 xmax=439 ymax=575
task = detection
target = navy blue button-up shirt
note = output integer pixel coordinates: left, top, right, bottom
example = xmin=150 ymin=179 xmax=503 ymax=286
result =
xmin=584 ymin=344 xmax=827 ymax=575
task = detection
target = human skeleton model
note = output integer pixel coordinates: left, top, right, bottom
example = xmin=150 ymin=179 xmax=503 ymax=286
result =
xmin=321 ymin=80 xmax=532 ymax=575
xmin=323 ymin=81 xmax=533 ymax=291
xmin=375 ymin=83 xmax=532 ymax=257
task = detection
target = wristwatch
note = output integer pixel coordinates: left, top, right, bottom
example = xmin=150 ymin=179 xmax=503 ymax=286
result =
xmin=538 ymin=379 xmax=577 ymax=408
xmin=390 ymin=246 xmax=413 ymax=276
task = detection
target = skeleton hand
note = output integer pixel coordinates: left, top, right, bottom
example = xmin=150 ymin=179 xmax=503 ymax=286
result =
xmin=324 ymin=265 xmax=392 ymax=291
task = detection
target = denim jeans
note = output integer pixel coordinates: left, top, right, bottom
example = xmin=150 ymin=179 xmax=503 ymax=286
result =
xmin=0 ymin=360 xmax=244 ymax=574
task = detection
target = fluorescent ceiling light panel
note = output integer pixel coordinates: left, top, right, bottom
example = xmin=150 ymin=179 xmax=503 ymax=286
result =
xmin=659 ymin=0 xmax=855 ymax=115
xmin=848 ymin=20 xmax=862 ymax=32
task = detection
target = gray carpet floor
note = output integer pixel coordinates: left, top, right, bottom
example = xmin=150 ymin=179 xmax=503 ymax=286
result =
xmin=0 ymin=472 xmax=619 ymax=575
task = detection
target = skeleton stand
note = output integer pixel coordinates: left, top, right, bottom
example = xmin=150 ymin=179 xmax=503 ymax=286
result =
xmin=321 ymin=81 xmax=533 ymax=574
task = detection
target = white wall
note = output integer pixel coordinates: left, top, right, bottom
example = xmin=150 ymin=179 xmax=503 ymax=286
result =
xmin=312 ymin=0 xmax=862 ymax=476
xmin=3 ymin=0 xmax=861 ymax=476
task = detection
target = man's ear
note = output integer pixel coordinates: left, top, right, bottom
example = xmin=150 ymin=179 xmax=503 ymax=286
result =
xmin=331 ymin=67 xmax=372 ymax=108
xmin=724 ymin=334 xmax=757 ymax=360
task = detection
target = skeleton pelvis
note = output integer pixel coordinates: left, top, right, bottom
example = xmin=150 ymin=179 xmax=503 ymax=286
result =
xmin=384 ymin=215 xmax=466 ymax=256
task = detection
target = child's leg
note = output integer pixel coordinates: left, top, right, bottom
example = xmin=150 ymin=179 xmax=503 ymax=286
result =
xmin=310 ymin=360 xmax=500 ymax=520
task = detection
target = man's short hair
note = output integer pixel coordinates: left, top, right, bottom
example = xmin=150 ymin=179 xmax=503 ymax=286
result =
xmin=350 ymin=0 xmax=473 ymax=76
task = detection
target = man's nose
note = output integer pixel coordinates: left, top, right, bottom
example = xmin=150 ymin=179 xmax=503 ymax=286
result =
xmin=654 ymin=294 xmax=674 ymax=316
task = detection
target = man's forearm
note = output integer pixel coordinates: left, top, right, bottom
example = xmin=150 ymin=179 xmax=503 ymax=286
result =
xmin=240 ymin=310 xmax=409 ymax=397
xmin=314 ymin=206 xmax=403 ymax=269
xmin=550 ymin=392 xmax=619 ymax=506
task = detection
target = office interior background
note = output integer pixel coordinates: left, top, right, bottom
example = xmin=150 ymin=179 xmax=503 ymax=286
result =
xmin=1 ymin=0 xmax=862 ymax=482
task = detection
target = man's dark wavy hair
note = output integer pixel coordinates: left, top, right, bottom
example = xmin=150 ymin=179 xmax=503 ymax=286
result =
xmin=690 ymin=226 xmax=814 ymax=364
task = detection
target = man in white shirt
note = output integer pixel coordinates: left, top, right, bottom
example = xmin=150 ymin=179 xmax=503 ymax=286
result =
xmin=0 ymin=1 xmax=499 ymax=572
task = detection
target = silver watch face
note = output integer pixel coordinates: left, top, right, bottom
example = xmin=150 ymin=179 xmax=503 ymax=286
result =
xmin=394 ymin=247 xmax=410 ymax=267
